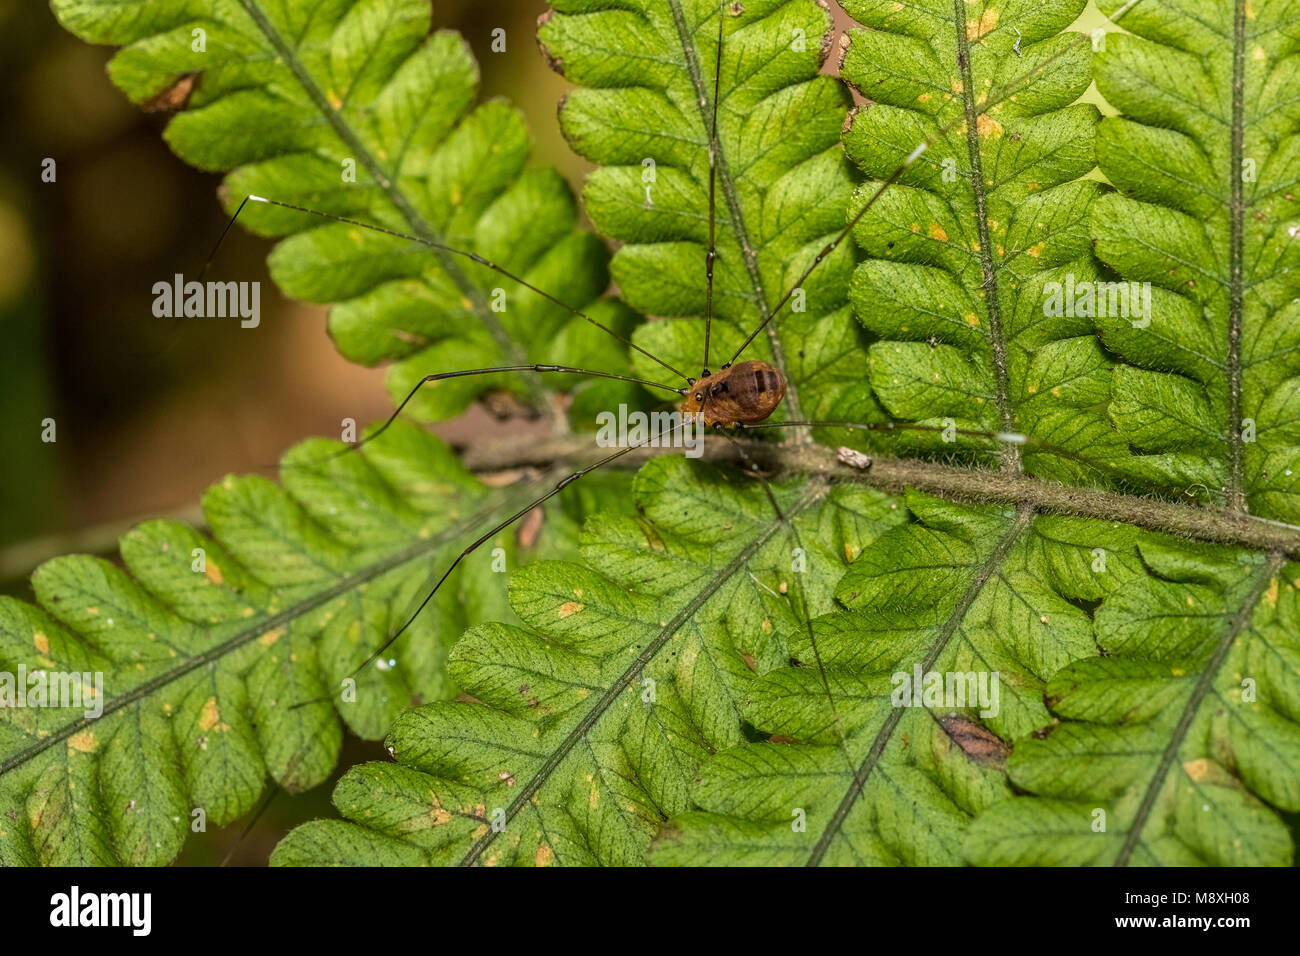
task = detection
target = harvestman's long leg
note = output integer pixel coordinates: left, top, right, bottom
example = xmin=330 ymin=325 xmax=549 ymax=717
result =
xmin=724 ymin=3 xmax=1148 ymax=369
xmin=220 ymin=195 xmax=692 ymax=384
xmin=280 ymin=363 xmax=684 ymax=470
xmin=336 ymin=416 xmax=700 ymax=683
xmin=700 ymin=3 xmax=726 ymax=378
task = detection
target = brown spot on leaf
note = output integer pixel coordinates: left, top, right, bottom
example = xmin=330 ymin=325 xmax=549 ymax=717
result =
xmin=940 ymin=716 xmax=1008 ymax=769
xmin=144 ymin=74 xmax=197 ymax=112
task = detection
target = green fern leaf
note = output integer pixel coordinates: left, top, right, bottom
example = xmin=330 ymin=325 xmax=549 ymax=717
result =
xmin=538 ymin=0 xmax=866 ymax=423
xmin=968 ymin=539 xmax=1299 ymax=866
xmin=839 ymin=0 xmax=1119 ymax=479
xmin=649 ymin=496 xmax=1147 ymax=865
xmin=270 ymin=458 xmax=906 ymax=865
xmin=51 ymin=0 xmax=638 ymax=421
xmin=1088 ymin=0 xmax=1300 ymax=519
xmin=0 ymin=425 xmax=589 ymax=865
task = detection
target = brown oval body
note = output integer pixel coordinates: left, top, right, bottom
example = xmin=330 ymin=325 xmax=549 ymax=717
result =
xmin=680 ymin=360 xmax=787 ymax=427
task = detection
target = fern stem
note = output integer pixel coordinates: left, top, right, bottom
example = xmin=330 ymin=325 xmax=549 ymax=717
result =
xmin=457 ymin=434 xmax=1300 ymax=557
xmin=1226 ymin=0 xmax=1248 ymax=511
xmin=952 ymin=0 xmax=1019 ymax=473
xmin=1112 ymin=552 xmax=1284 ymax=865
xmin=234 ymin=0 xmax=552 ymax=419
xmin=807 ymin=504 xmax=1035 ymax=865
xmin=665 ymin=0 xmax=806 ymax=431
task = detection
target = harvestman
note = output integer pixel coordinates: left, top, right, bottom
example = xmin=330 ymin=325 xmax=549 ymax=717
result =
xmin=196 ymin=3 xmax=1136 ymax=717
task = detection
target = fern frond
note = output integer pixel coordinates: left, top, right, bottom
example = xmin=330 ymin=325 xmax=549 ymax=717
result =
xmin=839 ymin=0 xmax=1115 ymax=481
xmin=1088 ymin=0 xmax=1300 ymax=519
xmin=52 ymin=0 xmax=640 ymax=420
xmin=271 ymin=457 xmax=906 ymax=865
xmin=969 ymin=539 xmax=1299 ymax=866
xmin=650 ymin=496 xmax=1146 ymax=865
xmin=0 ymin=425 xmax=609 ymax=865
xmin=539 ymin=0 xmax=865 ymax=424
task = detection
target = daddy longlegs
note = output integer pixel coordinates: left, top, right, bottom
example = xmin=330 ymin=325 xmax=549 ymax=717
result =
xmin=191 ymin=2 xmax=1146 ymax=739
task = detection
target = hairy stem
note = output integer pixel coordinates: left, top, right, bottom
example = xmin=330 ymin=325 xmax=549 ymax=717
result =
xmin=457 ymin=434 xmax=1300 ymax=557
xmin=953 ymin=0 xmax=1019 ymax=472
xmin=1226 ymin=0 xmax=1247 ymax=511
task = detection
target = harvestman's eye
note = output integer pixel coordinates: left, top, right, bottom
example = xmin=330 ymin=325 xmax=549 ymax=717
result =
xmin=695 ymin=393 xmax=702 ymax=401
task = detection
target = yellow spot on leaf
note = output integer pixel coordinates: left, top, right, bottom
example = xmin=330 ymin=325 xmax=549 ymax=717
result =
xmin=260 ymin=629 xmax=283 ymax=647
xmin=558 ymin=602 xmax=584 ymax=618
xmin=205 ymin=561 xmax=223 ymax=585
xmin=198 ymin=696 xmax=220 ymax=732
xmin=68 ymin=731 xmax=97 ymax=753
xmin=430 ymin=808 xmax=452 ymax=825
xmin=1263 ymin=578 xmax=1279 ymax=606
xmin=589 ymin=787 xmax=599 ymax=808
xmin=977 ymin=114 xmax=1004 ymax=139
xmin=967 ymin=8 xmax=999 ymax=40
xmin=928 ymin=223 xmax=949 ymax=242
xmin=964 ymin=312 xmax=979 ymax=327
xmin=1182 ymin=758 xmax=1214 ymax=782
xmin=33 ymin=632 xmax=48 ymax=655
xmin=535 ymin=844 xmax=554 ymax=866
